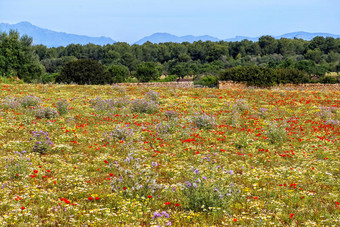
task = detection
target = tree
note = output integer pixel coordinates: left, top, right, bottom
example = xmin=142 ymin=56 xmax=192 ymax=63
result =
xmin=169 ymin=62 xmax=193 ymax=79
xmin=106 ymin=65 xmax=130 ymax=83
xmin=304 ymin=48 xmax=323 ymax=63
xmin=259 ymin=36 xmax=278 ymax=55
xmin=278 ymin=38 xmax=295 ymax=56
xmin=309 ymin=36 xmax=327 ymax=52
xmin=56 ymin=59 xmax=109 ymax=84
xmin=0 ymin=30 xmax=44 ymax=82
xmin=135 ymin=62 xmax=161 ymax=82
xmin=206 ymin=43 xmax=228 ymax=62
xmin=121 ymin=52 xmax=137 ymax=71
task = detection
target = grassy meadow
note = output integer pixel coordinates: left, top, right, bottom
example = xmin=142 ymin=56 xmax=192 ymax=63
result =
xmin=0 ymin=84 xmax=339 ymax=226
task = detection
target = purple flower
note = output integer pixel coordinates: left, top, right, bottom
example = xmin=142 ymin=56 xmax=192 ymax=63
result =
xmin=161 ymin=211 xmax=169 ymax=218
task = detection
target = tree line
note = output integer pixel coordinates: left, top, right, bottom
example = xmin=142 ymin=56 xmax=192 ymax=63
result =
xmin=1 ymin=30 xmax=340 ymax=84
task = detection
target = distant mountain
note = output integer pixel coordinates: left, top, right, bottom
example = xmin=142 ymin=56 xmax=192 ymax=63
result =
xmin=224 ymin=36 xmax=259 ymax=42
xmin=224 ymin=31 xmax=340 ymax=42
xmin=278 ymin=31 xmax=340 ymax=40
xmin=135 ymin=31 xmax=340 ymax=44
xmin=1 ymin=22 xmax=339 ymax=47
xmin=134 ymin=32 xmax=220 ymax=45
xmin=0 ymin=21 xmax=116 ymax=47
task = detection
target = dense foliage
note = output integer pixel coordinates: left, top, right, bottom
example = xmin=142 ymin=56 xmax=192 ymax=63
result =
xmin=32 ymin=35 xmax=340 ymax=83
xmin=106 ymin=64 xmax=130 ymax=83
xmin=1 ymin=30 xmax=340 ymax=84
xmin=135 ymin=62 xmax=162 ymax=82
xmin=219 ymin=66 xmax=310 ymax=87
xmin=0 ymin=30 xmax=44 ymax=82
xmin=56 ymin=59 xmax=109 ymax=84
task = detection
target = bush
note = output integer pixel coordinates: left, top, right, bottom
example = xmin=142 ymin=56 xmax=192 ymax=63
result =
xmin=219 ymin=66 xmax=309 ymax=87
xmin=155 ymin=75 xmax=177 ymax=82
xmin=41 ymin=73 xmax=57 ymax=84
xmin=56 ymin=59 xmax=110 ymax=85
xmin=35 ymin=107 xmax=59 ymax=119
xmin=106 ymin=124 xmax=133 ymax=142
xmin=89 ymin=97 xmax=116 ymax=115
xmin=144 ymin=91 xmax=159 ymax=102
xmin=192 ymin=113 xmax=215 ymax=130
xmin=232 ymin=99 xmax=250 ymax=112
xmin=318 ymin=75 xmax=339 ymax=84
xmin=136 ymin=62 xmax=161 ymax=82
xmin=194 ymin=75 xmax=218 ymax=87
xmin=131 ymin=99 xmax=158 ymax=114
xmin=106 ymin=64 xmax=130 ymax=83
xmin=0 ymin=97 xmax=21 ymax=110
xmin=20 ymin=95 xmax=40 ymax=108
xmin=30 ymin=131 xmax=53 ymax=154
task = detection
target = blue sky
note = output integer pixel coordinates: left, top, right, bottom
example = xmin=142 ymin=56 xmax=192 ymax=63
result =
xmin=0 ymin=0 xmax=339 ymax=43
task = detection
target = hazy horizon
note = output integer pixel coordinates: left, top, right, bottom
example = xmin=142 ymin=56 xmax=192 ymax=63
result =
xmin=0 ymin=0 xmax=339 ymax=43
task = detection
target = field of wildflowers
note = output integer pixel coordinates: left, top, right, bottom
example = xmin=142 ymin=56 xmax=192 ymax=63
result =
xmin=0 ymin=84 xmax=339 ymax=226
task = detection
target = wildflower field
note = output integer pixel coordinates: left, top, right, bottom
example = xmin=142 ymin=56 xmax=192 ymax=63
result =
xmin=0 ymin=84 xmax=339 ymax=226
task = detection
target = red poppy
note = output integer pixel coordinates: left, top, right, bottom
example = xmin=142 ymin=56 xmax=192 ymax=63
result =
xmin=21 ymin=207 xmax=25 ymax=210
xmin=289 ymin=213 xmax=294 ymax=218
xmin=147 ymin=195 xmax=152 ymax=198
xmin=33 ymin=170 xmax=38 ymax=174
xmin=104 ymin=160 xmax=108 ymax=164
xmin=123 ymin=187 xmax=127 ymax=190
xmin=109 ymin=173 xmax=114 ymax=176
xmin=175 ymin=203 xmax=180 ymax=207
xmin=233 ymin=218 xmax=237 ymax=222
xmin=88 ymin=197 xmax=93 ymax=201
xmin=95 ymin=197 xmax=100 ymax=200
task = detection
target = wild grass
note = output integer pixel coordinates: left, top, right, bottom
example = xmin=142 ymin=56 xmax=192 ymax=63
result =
xmin=0 ymin=84 xmax=339 ymax=226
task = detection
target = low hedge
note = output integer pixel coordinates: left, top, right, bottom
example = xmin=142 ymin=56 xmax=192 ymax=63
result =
xmin=219 ymin=66 xmax=310 ymax=87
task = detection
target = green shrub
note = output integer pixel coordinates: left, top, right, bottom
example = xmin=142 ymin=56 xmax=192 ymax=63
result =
xmin=107 ymin=64 xmax=130 ymax=83
xmin=318 ymin=76 xmax=339 ymax=84
xmin=194 ymin=75 xmax=218 ymax=87
xmin=41 ymin=73 xmax=57 ymax=84
xmin=155 ymin=75 xmax=177 ymax=82
xmin=56 ymin=59 xmax=110 ymax=85
xmin=136 ymin=62 xmax=161 ymax=82
xmin=219 ymin=66 xmax=309 ymax=87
